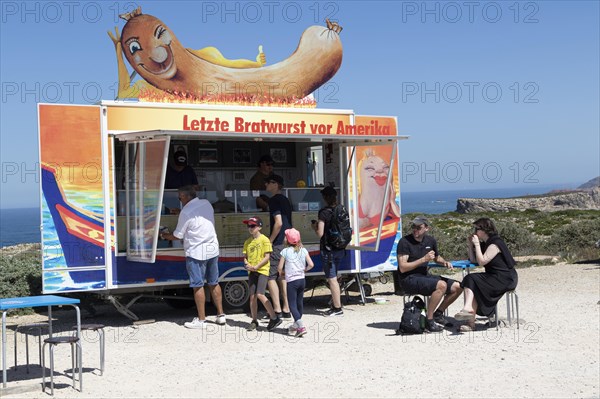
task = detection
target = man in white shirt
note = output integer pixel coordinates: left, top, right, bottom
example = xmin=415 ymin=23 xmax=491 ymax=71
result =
xmin=161 ymin=185 xmax=226 ymax=328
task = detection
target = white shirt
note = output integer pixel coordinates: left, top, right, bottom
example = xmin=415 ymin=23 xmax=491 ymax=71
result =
xmin=173 ymin=198 xmax=219 ymax=260
xmin=280 ymin=247 xmax=309 ymax=283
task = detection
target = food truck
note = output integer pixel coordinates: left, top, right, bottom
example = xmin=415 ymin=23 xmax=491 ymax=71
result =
xmin=37 ymin=8 xmax=408 ymax=318
xmin=38 ymin=101 xmax=406 ymax=318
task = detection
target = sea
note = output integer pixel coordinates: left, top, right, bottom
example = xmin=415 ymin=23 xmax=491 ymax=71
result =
xmin=0 ymin=185 xmax=565 ymax=248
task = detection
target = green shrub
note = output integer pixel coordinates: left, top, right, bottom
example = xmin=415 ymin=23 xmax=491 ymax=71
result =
xmin=496 ymin=221 xmax=542 ymax=256
xmin=431 ymin=225 xmax=472 ymax=261
xmin=0 ymin=246 xmax=42 ymax=314
xmin=545 ymin=218 xmax=600 ymax=260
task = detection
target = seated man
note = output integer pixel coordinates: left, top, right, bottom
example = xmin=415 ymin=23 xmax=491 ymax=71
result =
xmin=396 ymin=216 xmax=462 ymax=332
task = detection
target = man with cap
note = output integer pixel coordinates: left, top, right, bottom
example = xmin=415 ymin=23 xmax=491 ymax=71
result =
xmin=264 ymin=173 xmax=293 ymax=319
xmin=165 ymin=149 xmax=200 ymax=190
xmin=249 ymin=154 xmax=274 ymax=211
xmin=396 ymin=216 xmax=462 ymax=332
xmin=313 ymin=185 xmax=344 ymax=316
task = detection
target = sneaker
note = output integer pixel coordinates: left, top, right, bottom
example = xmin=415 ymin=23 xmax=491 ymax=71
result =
xmin=262 ymin=312 xmax=282 ymax=320
xmin=216 ymin=314 xmax=227 ymax=325
xmin=184 ymin=317 xmax=207 ymax=329
xmin=281 ymin=312 xmax=292 ymax=319
xmin=246 ymin=320 xmax=258 ymax=331
xmin=288 ymin=325 xmax=298 ymax=336
xmin=324 ymin=308 xmax=343 ymax=317
xmin=295 ymin=327 xmax=307 ymax=337
xmin=425 ymin=319 xmax=443 ymax=333
xmin=433 ymin=310 xmax=450 ymax=326
xmin=266 ymin=317 xmax=282 ymax=331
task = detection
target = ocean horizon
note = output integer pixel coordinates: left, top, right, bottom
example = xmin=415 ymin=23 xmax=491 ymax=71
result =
xmin=0 ymin=184 xmax=567 ymax=248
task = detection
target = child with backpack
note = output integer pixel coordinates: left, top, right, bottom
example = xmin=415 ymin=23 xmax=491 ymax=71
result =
xmin=277 ymin=228 xmax=314 ymax=337
xmin=242 ymin=216 xmax=282 ymax=332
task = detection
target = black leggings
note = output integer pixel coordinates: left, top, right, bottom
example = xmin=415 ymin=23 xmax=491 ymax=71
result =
xmin=286 ymin=279 xmax=306 ymax=322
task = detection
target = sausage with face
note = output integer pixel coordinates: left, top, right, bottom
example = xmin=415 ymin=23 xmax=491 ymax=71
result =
xmin=109 ymin=7 xmax=343 ymax=101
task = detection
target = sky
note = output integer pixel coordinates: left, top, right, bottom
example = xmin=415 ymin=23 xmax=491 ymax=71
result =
xmin=1 ymin=0 xmax=599 ymax=209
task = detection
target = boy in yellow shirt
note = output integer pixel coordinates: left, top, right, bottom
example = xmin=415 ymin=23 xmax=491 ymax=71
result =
xmin=243 ymin=217 xmax=282 ymax=331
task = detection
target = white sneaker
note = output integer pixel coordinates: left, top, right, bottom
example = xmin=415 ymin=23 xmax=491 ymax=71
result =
xmin=287 ymin=322 xmax=298 ymax=336
xmin=216 ymin=314 xmax=226 ymax=325
xmin=184 ymin=317 xmax=207 ymax=329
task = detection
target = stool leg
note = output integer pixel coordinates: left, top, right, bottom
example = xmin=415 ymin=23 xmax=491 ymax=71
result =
xmin=37 ymin=327 xmax=43 ymax=369
xmin=494 ymin=305 xmax=499 ymax=331
xmin=41 ymin=342 xmax=47 ymax=393
xmin=71 ymin=343 xmax=75 ymax=388
xmin=49 ymin=343 xmax=55 ymax=396
xmin=514 ymin=291 xmax=519 ymax=329
xmin=13 ymin=329 xmax=18 ymax=370
xmin=506 ymin=293 xmax=512 ymax=326
xmin=99 ymin=329 xmax=105 ymax=376
xmin=77 ymin=341 xmax=83 ymax=392
xmin=25 ymin=333 xmax=30 ymax=374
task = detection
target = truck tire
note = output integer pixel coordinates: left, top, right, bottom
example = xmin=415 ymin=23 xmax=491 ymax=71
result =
xmin=221 ymin=281 xmax=250 ymax=311
xmin=363 ymin=283 xmax=372 ymax=297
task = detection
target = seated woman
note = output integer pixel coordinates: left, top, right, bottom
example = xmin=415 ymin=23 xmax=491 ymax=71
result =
xmin=455 ymin=217 xmax=518 ymax=331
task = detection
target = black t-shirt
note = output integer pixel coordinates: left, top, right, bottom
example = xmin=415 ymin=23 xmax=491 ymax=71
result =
xmin=396 ymin=234 xmax=439 ymax=278
xmin=317 ymin=206 xmax=335 ymax=251
xmin=268 ymin=193 xmax=292 ymax=245
xmin=165 ymin=165 xmax=198 ymax=189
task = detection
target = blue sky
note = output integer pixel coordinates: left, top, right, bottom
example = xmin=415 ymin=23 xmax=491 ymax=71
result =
xmin=1 ymin=1 xmax=598 ymax=208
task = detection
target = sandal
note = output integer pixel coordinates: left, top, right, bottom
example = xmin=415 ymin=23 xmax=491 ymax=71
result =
xmin=454 ymin=309 xmax=476 ymax=321
xmin=459 ymin=324 xmax=474 ymax=332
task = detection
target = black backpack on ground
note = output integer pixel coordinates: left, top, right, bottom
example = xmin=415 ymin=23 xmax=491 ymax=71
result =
xmin=396 ymin=296 xmax=426 ymax=335
xmin=325 ymin=204 xmax=352 ymax=250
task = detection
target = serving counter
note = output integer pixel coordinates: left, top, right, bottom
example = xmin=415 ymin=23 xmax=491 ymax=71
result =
xmin=116 ymin=188 xmax=326 ymax=252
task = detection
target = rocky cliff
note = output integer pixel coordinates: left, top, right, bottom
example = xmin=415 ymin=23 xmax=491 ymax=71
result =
xmin=456 ymin=187 xmax=600 ymax=213
xmin=578 ymin=176 xmax=600 ymax=189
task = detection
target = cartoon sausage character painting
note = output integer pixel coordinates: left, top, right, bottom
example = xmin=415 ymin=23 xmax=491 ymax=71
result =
xmin=357 ymin=148 xmax=401 ymax=229
xmin=108 ymin=7 xmax=343 ymax=102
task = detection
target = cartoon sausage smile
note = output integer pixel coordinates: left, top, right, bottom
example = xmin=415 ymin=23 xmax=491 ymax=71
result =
xmin=109 ymin=7 xmax=343 ymax=102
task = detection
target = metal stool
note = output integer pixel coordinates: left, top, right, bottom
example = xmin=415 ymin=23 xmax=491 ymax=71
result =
xmin=73 ymin=324 xmax=105 ymax=376
xmin=41 ymin=336 xmax=82 ymax=395
xmin=491 ymin=290 xmax=520 ymax=330
xmin=505 ymin=290 xmax=520 ymax=328
xmin=13 ymin=322 xmax=48 ymax=373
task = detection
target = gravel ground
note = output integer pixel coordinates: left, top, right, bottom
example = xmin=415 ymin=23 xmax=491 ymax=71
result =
xmin=2 ymin=261 xmax=599 ymax=398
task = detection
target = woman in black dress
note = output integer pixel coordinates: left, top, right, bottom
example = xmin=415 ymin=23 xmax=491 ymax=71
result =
xmin=454 ymin=218 xmax=518 ymax=329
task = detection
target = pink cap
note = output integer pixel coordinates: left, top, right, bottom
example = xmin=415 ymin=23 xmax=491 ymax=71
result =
xmin=285 ymin=228 xmax=301 ymax=245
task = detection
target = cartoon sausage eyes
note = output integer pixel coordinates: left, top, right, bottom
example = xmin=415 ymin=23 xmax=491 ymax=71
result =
xmin=127 ymin=40 xmax=142 ymax=55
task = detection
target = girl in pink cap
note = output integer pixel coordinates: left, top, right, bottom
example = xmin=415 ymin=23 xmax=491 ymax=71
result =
xmin=277 ymin=228 xmax=314 ymax=337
